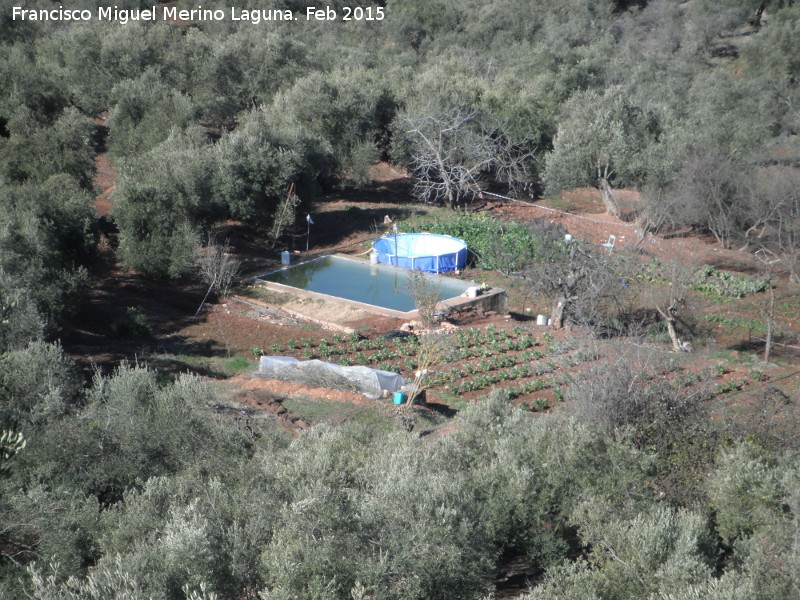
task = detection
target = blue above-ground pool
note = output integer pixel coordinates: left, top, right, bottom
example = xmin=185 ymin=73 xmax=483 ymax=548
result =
xmin=372 ymin=233 xmax=468 ymax=274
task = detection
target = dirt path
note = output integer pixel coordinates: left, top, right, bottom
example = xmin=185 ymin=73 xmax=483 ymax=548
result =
xmin=487 ymin=188 xmax=763 ymax=274
xmin=94 ymin=152 xmax=115 ymax=217
xmin=92 ymin=112 xmax=115 ymax=218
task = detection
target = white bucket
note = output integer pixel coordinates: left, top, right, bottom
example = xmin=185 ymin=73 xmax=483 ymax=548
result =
xmin=369 ymin=251 xmax=378 ymax=264
xmin=536 ymin=314 xmax=548 ymax=326
xmin=281 ymin=251 xmax=291 ymax=265
xmin=466 ymin=286 xmax=480 ymax=298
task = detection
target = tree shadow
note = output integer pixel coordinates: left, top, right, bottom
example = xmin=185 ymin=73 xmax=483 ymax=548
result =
xmin=292 ymin=206 xmax=418 ymax=250
xmin=421 ymin=400 xmax=459 ymax=419
xmin=62 ymin=262 xmax=226 ymax=376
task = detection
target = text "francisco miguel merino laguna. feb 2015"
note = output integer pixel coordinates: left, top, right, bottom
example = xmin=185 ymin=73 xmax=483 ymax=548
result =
xmin=10 ymin=5 xmax=386 ymax=24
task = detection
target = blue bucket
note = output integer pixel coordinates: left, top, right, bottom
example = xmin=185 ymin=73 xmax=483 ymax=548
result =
xmin=393 ymin=392 xmax=407 ymax=405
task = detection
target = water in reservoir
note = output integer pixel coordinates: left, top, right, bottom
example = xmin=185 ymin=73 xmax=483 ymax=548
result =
xmin=260 ymin=255 xmax=472 ymax=312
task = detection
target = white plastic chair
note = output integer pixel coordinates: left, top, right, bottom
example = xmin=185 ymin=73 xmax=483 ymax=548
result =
xmin=602 ymin=235 xmax=616 ymax=251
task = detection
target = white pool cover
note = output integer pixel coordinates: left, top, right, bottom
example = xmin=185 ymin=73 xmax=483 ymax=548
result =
xmin=372 ymin=232 xmax=467 ymax=274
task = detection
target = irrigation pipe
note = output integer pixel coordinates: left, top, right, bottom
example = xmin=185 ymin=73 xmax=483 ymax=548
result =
xmin=480 ymin=190 xmax=641 ymax=228
xmin=749 ymin=337 xmax=800 ymax=351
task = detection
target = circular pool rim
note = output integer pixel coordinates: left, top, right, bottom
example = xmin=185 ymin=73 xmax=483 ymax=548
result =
xmin=371 ymin=232 xmax=468 ymax=274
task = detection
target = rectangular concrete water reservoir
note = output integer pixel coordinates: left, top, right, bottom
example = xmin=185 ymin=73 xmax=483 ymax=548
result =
xmin=258 ymin=255 xmax=474 ymax=313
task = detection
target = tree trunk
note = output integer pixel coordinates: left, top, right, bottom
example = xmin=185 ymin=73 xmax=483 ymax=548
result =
xmin=550 ymin=297 xmax=566 ymax=329
xmin=657 ymin=305 xmax=689 ymax=352
xmin=788 ymin=255 xmax=799 ymax=284
xmin=598 ymin=176 xmax=621 ymax=218
xmin=445 ymin=186 xmax=455 ymax=210
xmin=665 ymin=318 xmax=686 ymax=352
xmin=752 ymin=3 xmax=766 ymax=28
xmin=763 ymin=286 xmax=774 ymax=363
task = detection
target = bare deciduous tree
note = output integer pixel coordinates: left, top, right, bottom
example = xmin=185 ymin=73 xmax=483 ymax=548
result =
xmin=638 ymin=256 xmax=698 ymax=353
xmin=269 ymin=183 xmax=300 ymax=249
xmin=405 ymin=270 xmax=448 ymax=408
xmin=397 ymin=106 xmax=535 ymax=209
xmin=746 ymin=166 xmax=800 ymax=283
xmin=405 ymin=334 xmax=449 ymax=409
xmin=529 ymin=241 xmax=627 ymax=330
xmin=195 ymin=236 xmax=241 ymax=316
xmin=407 ymin=269 xmax=441 ymax=330
xmin=772 ymin=191 xmax=800 ymax=283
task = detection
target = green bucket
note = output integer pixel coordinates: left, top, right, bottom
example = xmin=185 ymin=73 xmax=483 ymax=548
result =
xmin=392 ymin=392 xmax=407 ymax=405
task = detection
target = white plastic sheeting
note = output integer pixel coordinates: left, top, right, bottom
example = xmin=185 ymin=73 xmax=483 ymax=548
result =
xmin=258 ymin=356 xmax=405 ymax=400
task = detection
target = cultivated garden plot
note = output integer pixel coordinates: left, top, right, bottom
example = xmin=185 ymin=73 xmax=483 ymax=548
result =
xmin=6 ymin=3 xmax=800 ymax=598
xmin=250 ymin=322 xmax=776 ymax=413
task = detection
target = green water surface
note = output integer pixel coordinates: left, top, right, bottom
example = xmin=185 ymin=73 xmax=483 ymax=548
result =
xmin=261 ymin=256 xmax=473 ymax=312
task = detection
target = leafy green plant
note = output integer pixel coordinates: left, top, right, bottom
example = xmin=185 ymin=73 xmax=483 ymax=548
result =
xmin=401 ymin=211 xmax=562 ymax=274
xmin=110 ymin=306 xmax=153 ymax=341
xmin=692 ymin=265 xmax=770 ymax=299
xmin=534 ymin=397 xmax=550 ymax=411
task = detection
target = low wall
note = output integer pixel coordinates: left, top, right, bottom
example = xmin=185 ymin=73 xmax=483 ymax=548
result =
xmin=439 ymin=287 xmax=508 ymax=315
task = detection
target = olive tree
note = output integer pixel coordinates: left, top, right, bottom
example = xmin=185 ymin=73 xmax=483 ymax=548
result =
xmin=114 ymin=183 xmax=201 ymax=280
xmin=669 ymin=148 xmax=749 ymax=248
xmin=543 ymin=87 xmax=656 ymax=217
xmin=527 ymin=240 xmax=628 ymax=330
xmin=0 ymin=285 xmax=44 ymax=353
xmin=0 ymin=107 xmax=96 ymax=190
xmin=269 ymin=68 xmax=393 ymax=186
xmin=106 ymin=69 xmax=197 ymax=159
xmin=214 ymin=108 xmax=324 ymax=225
xmin=706 ymin=443 xmax=800 ymax=600
xmin=0 ymin=176 xmax=95 ymax=329
xmin=637 ymin=256 xmax=699 ymax=352
xmin=113 ymin=131 xmax=220 ymax=279
xmin=523 ymin=503 xmax=728 ymax=600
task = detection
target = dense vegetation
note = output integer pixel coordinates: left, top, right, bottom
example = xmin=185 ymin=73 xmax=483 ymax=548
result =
xmin=2 ymin=0 xmax=800 ymax=294
xmin=2 ymin=343 xmax=798 ymax=600
xmin=1 ymin=0 xmax=799 ymax=598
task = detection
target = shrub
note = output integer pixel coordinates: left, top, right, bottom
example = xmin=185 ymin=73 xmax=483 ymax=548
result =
xmin=402 ymin=211 xmax=562 ymax=274
xmin=0 ymin=341 xmax=80 ymax=429
xmin=110 ymin=307 xmax=153 ymax=341
xmin=0 ymin=176 xmax=95 ymax=330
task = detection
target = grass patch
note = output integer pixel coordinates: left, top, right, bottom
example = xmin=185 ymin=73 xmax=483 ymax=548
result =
xmin=283 ymin=398 xmax=394 ymax=430
xmin=541 ymin=195 xmax=575 ymax=212
xmin=158 ymin=353 xmax=255 ymax=377
xmin=236 ymin=284 xmax=293 ymax=305
xmin=705 ymin=313 xmax=769 ymax=336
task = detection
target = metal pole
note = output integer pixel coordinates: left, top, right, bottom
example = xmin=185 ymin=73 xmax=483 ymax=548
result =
xmin=393 ymin=224 xmax=398 ymax=267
